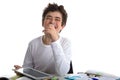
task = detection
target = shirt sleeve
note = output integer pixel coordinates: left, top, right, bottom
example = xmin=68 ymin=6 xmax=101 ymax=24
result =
xmin=51 ymin=37 xmax=72 ymax=76
xmin=22 ymin=42 xmax=34 ymax=68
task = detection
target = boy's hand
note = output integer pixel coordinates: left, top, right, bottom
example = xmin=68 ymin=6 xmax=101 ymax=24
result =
xmin=14 ymin=65 xmax=22 ymax=70
xmin=13 ymin=65 xmax=23 ymax=76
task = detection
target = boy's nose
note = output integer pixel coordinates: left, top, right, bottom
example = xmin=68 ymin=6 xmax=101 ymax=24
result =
xmin=50 ymin=18 xmax=55 ymax=24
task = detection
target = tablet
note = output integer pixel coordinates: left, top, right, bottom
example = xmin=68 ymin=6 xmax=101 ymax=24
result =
xmin=13 ymin=68 xmax=52 ymax=80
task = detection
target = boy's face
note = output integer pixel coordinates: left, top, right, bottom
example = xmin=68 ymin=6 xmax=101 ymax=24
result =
xmin=43 ymin=11 xmax=64 ymax=33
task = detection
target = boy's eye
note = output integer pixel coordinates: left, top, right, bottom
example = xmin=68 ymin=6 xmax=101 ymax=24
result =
xmin=45 ymin=16 xmax=61 ymax=22
xmin=55 ymin=18 xmax=60 ymax=21
xmin=46 ymin=17 xmax=52 ymax=20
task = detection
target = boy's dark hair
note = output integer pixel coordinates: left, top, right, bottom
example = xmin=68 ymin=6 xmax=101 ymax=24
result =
xmin=42 ymin=3 xmax=68 ymax=26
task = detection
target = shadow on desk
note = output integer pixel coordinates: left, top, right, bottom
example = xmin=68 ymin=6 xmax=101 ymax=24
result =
xmin=0 ymin=77 xmax=9 ymax=80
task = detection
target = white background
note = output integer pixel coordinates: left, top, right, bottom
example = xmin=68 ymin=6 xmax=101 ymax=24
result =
xmin=0 ymin=0 xmax=120 ymax=77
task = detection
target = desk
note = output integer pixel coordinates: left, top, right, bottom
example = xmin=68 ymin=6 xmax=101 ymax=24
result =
xmin=16 ymin=73 xmax=119 ymax=80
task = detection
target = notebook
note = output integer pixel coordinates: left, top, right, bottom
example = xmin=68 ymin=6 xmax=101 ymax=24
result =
xmin=13 ymin=67 xmax=52 ymax=80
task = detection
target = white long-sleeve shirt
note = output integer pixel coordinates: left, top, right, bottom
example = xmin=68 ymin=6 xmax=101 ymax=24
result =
xmin=22 ymin=36 xmax=72 ymax=76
